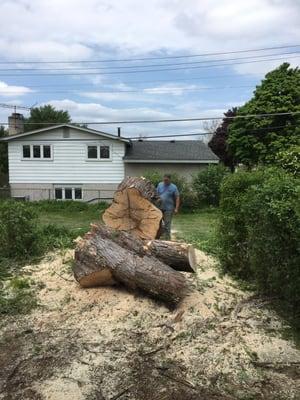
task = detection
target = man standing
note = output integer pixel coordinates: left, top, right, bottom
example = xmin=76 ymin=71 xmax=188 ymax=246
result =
xmin=156 ymin=174 xmax=180 ymax=240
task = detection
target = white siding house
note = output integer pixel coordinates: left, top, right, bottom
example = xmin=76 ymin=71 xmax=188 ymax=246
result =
xmin=3 ymin=124 xmax=129 ymax=201
xmin=1 ymin=121 xmax=219 ymax=202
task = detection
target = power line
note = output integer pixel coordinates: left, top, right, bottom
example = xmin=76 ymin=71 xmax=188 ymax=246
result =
xmin=0 ymin=111 xmax=299 ymax=126
xmin=14 ymin=72 xmax=267 ymax=88
xmin=0 ymin=84 xmax=255 ymax=95
xmin=0 ymin=51 xmax=298 ymax=71
xmin=2 ymin=125 xmax=294 ymax=141
xmin=0 ymin=55 xmax=299 ymax=77
xmin=0 ymin=44 xmax=299 ymax=64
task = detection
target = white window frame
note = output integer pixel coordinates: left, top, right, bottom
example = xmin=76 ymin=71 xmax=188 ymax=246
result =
xmin=21 ymin=144 xmax=53 ymax=161
xmin=86 ymin=144 xmax=112 ymax=161
xmin=54 ymin=187 xmax=82 ymax=201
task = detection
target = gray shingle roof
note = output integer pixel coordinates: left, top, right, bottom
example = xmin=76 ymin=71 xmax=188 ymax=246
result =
xmin=124 ymin=140 xmax=219 ymax=162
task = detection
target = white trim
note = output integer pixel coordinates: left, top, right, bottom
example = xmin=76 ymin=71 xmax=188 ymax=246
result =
xmin=1 ymin=124 xmax=130 ymax=142
xmin=123 ymin=159 xmax=219 ymax=163
xmin=85 ymin=144 xmax=112 ymax=161
xmin=54 ymin=186 xmax=82 ymax=200
xmin=21 ymin=144 xmax=53 ymax=161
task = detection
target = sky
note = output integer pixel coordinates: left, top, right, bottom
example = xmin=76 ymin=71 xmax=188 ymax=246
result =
xmin=0 ymin=0 xmax=299 ymax=139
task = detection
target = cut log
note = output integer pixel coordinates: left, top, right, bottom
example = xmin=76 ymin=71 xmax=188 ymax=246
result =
xmin=103 ymin=178 xmax=162 ymax=240
xmin=89 ymin=224 xmax=197 ymax=273
xmin=74 ymin=231 xmax=187 ymax=303
xmin=145 ymin=240 xmax=197 ymax=273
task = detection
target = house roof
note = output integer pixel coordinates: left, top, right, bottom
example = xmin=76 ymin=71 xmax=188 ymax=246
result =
xmin=0 ymin=124 xmax=130 ymax=143
xmin=124 ymin=140 xmax=219 ymax=163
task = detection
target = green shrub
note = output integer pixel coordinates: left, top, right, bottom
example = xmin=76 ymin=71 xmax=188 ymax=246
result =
xmin=275 ymin=144 xmax=300 ymax=176
xmin=218 ymin=167 xmax=300 ymax=315
xmin=193 ymin=164 xmax=230 ymax=206
xmin=0 ymin=201 xmax=39 ymax=258
xmin=143 ymin=170 xmax=198 ymax=211
xmin=38 ymin=224 xmax=79 ymax=251
xmin=33 ymin=199 xmax=108 ymax=213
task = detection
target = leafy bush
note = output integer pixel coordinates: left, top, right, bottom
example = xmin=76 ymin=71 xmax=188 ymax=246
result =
xmin=218 ymin=167 xmax=300 ymax=315
xmin=0 ymin=201 xmax=39 ymax=258
xmin=275 ymin=144 xmax=300 ymax=176
xmin=38 ymin=224 xmax=80 ymax=252
xmin=143 ymin=170 xmax=198 ymax=211
xmin=33 ymin=199 xmax=108 ymax=213
xmin=193 ymin=164 xmax=230 ymax=206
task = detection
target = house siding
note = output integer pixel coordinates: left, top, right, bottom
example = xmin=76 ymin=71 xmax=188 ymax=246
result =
xmin=125 ymin=162 xmax=208 ymax=181
xmin=8 ymin=127 xmax=125 ymax=201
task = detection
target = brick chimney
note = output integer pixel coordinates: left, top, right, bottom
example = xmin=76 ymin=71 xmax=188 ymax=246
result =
xmin=8 ymin=113 xmax=24 ymax=135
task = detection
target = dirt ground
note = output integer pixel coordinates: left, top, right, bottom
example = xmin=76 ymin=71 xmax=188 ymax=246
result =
xmin=0 ymin=249 xmax=300 ymax=400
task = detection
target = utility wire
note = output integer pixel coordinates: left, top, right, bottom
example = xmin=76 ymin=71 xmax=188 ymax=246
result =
xmin=0 ymin=51 xmax=298 ymax=71
xmin=0 ymin=44 xmax=299 ymax=64
xmin=3 ymin=125 xmax=295 ymax=141
xmin=15 ymin=73 xmax=268 ymax=88
xmin=0 ymin=84 xmax=256 ymax=95
xmin=0 ymin=111 xmax=299 ymax=126
xmin=0 ymin=55 xmax=299 ymax=77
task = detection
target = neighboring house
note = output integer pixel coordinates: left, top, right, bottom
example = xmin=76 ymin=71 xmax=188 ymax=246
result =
xmin=1 ymin=117 xmax=219 ymax=202
xmin=124 ymin=140 xmax=218 ymax=178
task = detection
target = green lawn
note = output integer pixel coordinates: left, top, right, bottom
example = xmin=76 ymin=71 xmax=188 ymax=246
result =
xmin=36 ymin=201 xmax=219 ymax=254
xmin=173 ymin=209 xmax=219 ymax=254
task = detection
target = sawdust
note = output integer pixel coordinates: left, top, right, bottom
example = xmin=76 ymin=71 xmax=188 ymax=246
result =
xmin=0 ymin=249 xmax=299 ymax=400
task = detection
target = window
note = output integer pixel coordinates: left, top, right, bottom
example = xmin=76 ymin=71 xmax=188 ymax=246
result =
xmin=33 ymin=145 xmax=41 ymax=158
xmin=55 ymin=188 xmax=63 ymax=200
xmin=23 ymin=145 xmax=31 ymax=158
xmin=55 ymin=187 xmax=82 ymax=201
xmin=43 ymin=145 xmax=51 ymax=158
xmin=100 ymin=145 xmax=110 ymax=159
xmin=75 ymin=188 xmax=82 ymax=200
xmin=87 ymin=144 xmax=111 ymax=160
xmin=88 ymin=146 xmax=98 ymax=159
xmin=22 ymin=144 xmax=52 ymax=160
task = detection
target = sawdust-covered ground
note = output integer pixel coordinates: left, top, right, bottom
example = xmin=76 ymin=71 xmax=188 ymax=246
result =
xmin=0 ymin=249 xmax=299 ymax=400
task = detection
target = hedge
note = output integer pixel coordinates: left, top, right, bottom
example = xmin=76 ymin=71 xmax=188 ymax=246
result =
xmin=218 ymin=167 xmax=300 ymax=316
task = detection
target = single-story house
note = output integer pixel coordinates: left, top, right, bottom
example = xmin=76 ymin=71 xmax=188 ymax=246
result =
xmin=1 ymin=117 xmax=218 ymax=202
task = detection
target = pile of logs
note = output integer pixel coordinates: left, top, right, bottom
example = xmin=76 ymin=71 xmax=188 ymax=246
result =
xmin=73 ymin=177 xmax=197 ymax=304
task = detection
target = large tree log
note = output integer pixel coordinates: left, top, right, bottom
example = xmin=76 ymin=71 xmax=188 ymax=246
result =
xmin=90 ymin=224 xmax=196 ymax=272
xmin=103 ymin=177 xmax=162 ymax=240
xmin=74 ymin=231 xmax=186 ymax=303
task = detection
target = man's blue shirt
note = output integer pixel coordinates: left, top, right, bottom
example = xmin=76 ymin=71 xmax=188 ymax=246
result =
xmin=156 ymin=182 xmax=179 ymax=211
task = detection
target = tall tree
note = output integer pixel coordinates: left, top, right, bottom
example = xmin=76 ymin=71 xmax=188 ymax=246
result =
xmin=24 ymin=105 xmax=71 ymax=132
xmin=208 ymin=108 xmax=237 ymax=171
xmin=227 ymin=63 xmax=300 ymax=166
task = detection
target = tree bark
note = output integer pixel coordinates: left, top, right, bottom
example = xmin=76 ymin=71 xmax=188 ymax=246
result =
xmin=89 ymin=224 xmax=196 ymax=272
xmin=74 ymin=230 xmax=187 ymax=304
xmin=103 ymin=180 xmax=162 ymax=240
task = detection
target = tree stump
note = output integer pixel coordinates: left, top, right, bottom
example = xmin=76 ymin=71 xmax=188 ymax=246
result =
xmin=103 ymin=177 xmax=162 ymax=239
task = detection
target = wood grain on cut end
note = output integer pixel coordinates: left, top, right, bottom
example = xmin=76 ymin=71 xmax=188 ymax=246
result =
xmin=103 ymin=187 xmax=162 ymax=240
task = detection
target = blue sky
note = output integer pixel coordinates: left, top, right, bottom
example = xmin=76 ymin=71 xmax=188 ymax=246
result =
xmin=0 ymin=0 xmax=299 ymax=138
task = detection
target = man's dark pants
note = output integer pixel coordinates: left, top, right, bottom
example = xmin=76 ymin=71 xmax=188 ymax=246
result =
xmin=162 ymin=210 xmax=173 ymax=240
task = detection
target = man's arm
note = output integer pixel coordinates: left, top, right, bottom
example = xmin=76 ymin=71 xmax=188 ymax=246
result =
xmin=174 ymin=195 xmax=180 ymax=214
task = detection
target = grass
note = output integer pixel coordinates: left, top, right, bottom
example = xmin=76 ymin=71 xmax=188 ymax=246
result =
xmin=173 ymin=208 xmax=219 ymax=255
xmin=35 ymin=200 xmax=107 ymax=232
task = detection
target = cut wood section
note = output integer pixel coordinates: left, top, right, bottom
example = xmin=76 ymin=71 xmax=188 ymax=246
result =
xmin=103 ymin=187 xmax=162 ymax=240
xmin=117 ymin=176 xmax=158 ymax=201
xmin=74 ymin=229 xmax=187 ymax=303
xmin=145 ymin=240 xmax=197 ymax=273
xmin=89 ymin=224 xmax=196 ymax=273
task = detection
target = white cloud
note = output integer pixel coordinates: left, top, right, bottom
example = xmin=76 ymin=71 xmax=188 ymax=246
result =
xmin=0 ymin=0 xmax=299 ymax=62
xmin=0 ymin=81 xmax=32 ymax=97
